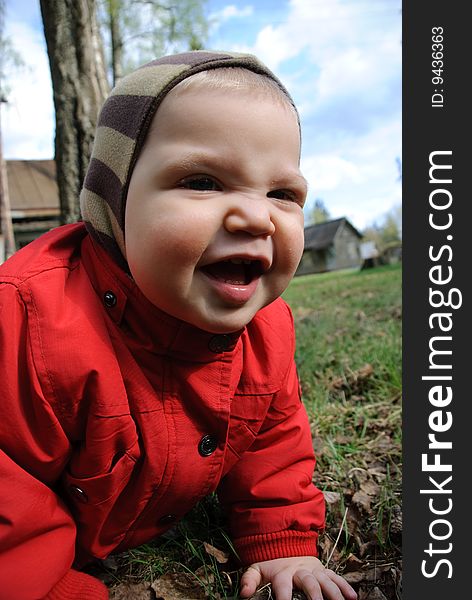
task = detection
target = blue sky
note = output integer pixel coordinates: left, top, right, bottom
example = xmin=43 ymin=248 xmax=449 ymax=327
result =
xmin=2 ymin=0 xmax=401 ymax=231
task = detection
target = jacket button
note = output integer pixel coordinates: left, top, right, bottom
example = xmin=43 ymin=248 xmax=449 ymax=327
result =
xmin=103 ymin=291 xmax=117 ymax=308
xmin=69 ymin=485 xmax=88 ymax=503
xmin=158 ymin=514 xmax=177 ymax=526
xmin=208 ymin=334 xmax=231 ymax=353
xmin=198 ymin=434 xmax=218 ymax=456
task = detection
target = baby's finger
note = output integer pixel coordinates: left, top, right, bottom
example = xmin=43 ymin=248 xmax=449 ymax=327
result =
xmin=325 ymin=569 xmax=358 ymax=599
xmin=293 ymin=569 xmax=323 ymax=600
xmin=239 ymin=565 xmax=262 ymax=598
xmin=315 ymin=571 xmax=346 ymax=600
xmin=270 ymin=571 xmax=294 ymax=600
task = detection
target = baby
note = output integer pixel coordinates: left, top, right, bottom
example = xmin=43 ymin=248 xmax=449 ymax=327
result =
xmin=0 ymin=51 xmax=356 ymax=600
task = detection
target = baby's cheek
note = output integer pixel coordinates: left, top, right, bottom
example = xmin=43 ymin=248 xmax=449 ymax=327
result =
xmin=282 ymin=234 xmax=304 ymax=273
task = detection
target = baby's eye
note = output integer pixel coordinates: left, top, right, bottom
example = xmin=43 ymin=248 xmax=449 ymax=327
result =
xmin=179 ymin=176 xmax=221 ymax=191
xmin=267 ymin=189 xmax=298 ymax=202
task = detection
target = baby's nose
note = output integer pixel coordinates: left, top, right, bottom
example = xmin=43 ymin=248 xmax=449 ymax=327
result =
xmin=224 ymin=195 xmax=275 ymax=237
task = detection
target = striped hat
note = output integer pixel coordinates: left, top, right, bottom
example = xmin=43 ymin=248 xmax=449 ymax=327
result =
xmin=80 ymin=50 xmax=298 ymax=270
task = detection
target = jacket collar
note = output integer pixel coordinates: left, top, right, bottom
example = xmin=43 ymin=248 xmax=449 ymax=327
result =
xmin=80 ymin=232 xmax=243 ymax=362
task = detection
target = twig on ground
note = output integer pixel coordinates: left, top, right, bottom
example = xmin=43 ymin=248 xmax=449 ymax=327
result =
xmin=325 ymin=506 xmax=349 ymax=568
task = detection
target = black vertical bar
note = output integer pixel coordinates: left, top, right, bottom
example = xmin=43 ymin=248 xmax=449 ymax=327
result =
xmin=403 ymin=2 xmax=468 ymax=598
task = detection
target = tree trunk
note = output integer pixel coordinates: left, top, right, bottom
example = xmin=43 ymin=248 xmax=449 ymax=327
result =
xmin=0 ymin=103 xmax=16 ymax=259
xmin=40 ymin=0 xmax=109 ymax=224
xmin=108 ymin=0 xmax=124 ymax=86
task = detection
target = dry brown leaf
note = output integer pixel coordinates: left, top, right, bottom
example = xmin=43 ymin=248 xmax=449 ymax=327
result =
xmin=360 ymin=480 xmax=381 ymax=498
xmin=367 ymin=465 xmax=387 ymax=479
xmin=294 ymin=307 xmax=316 ymax=321
xmin=323 ymin=491 xmax=341 ymax=506
xmin=359 ymin=540 xmax=377 ymax=558
xmin=344 ymin=565 xmax=391 ymax=585
xmin=368 ymin=434 xmax=394 ymax=453
xmin=330 ymin=364 xmax=374 ymax=392
xmin=318 ymin=535 xmax=342 ymax=565
xmin=359 ymin=586 xmax=388 ymax=600
xmin=357 ymin=364 xmax=374 ymax=378
xmin=194 ymin=566 xmax=215 ymax=586
xmin=389 ymin=505 xmax=403 ymax=535
xmin=345 ymin=506 xmax=362 ymax=537
xmin=151 ymin=573 xmax=206 ymax=600
xmin=110 ymin=583 xmax=153 ymax=600
xmin=344 ymin=554 xmax=364 ymax=573
xmin=351 ymin=490 xmax=372 ymax=514
xmin=343 ymin=571 xmax=365 ymax=584
xmin=203 ymin=541 xmax=229 ymax=564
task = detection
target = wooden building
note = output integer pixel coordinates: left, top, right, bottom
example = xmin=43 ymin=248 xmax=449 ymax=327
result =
xmin=296 ymin=217 xmax=363 ymax=276
xmin=6 ymin=159 xmax=60 ymax=249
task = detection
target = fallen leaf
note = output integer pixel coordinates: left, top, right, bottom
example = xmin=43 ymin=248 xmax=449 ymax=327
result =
xmin=360 ymin=480 xmax=381 ymax=498
xmin=343 ymin=571 xmax=365 ymax=584
xmin=351 ymin=490 xmax=372 ymax=514
xmin=323 ymin=491 xmax=341 ymax=506
xmin=203 ymin=542 xmax=229 ymax=564
xmin=367 ymin=466 xmax=387 ymax=480
xmin=318 ymin=535 xmax=342 ymax=565
xmin=359 ymin=586 xmax=388 ymax=600
xmin=344 ymin=565 xmax=391 ymax=585
xmin=110 ymin=583 xmax=153 ymax=600
xmin=345 ymin=505 xmax=362 ymax=537
xmin=330 ymin=364 xmax=374 ymax=393
xmin=356 ymin=364 xmax=374 ymax=379
xmin=151 ymin=573 xmax=206 ymax=600
xmin=359 ymin=541 xmax=377 ymax=558
xmin=194 ymin=566 xmax=215 ymax=586
xmin=389 ymin=505 xmax=403 ymax=535
xmin=344 ymin=554 xmax=364 ymax=573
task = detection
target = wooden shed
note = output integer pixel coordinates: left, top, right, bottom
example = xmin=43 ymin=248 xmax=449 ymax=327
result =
xmin=6 ymin=159 xmax=60 ymax=249
xmin=296 ymin=217 xmax=363 ymax=276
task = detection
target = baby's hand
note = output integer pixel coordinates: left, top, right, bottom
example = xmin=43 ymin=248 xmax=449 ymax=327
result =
xmin=239 ymin=556 xmax=357 ymax=600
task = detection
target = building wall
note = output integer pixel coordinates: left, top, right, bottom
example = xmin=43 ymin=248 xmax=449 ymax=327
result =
xmin=296 ymin=248 xmax=328 ymax=275
xmin=295 ymin=223 xmax=362 ymax=276
xmin=332 ymin=222 xmax=362 ymax=270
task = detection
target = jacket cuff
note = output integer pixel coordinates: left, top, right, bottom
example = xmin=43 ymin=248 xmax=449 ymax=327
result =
xmin=44 ymin=569 xmax=108 ymax=600
xmin=234 ymin=529 xmax=319 ymax=565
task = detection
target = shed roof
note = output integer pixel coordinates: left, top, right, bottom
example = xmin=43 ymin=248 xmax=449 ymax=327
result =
xmin=304 ymin=217 xmax=362 ymax=250
xmin=6 ymin=160 xmax=60 ymax=217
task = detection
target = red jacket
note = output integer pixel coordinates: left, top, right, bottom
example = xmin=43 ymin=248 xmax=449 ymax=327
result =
xmin=0 ymin=224 xmax=325 ymax=600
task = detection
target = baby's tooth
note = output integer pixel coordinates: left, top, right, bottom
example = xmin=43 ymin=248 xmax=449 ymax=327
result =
xmin=229 ymin=258 xmax=243 ymax=264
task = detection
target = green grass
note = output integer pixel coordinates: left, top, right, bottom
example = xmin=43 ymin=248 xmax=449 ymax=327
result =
xmin=283 ymin=264 xmax=402 ymax=589
xmin=104 ymin=264 xmax=402 ymax=599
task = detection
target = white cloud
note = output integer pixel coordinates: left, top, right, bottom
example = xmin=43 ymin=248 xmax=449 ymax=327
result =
xmin=209 ymin=3 xmax=254 ymax=35
xmin=301 ymin=154 xmax=363 ymax=192
xmin=219 ymin=4 xmax=254 ymax=19
xmin=301 ymin=118 xmax=401 ymax=230
xmin=239 ymin=0 xmax=401 ymax=108
xmin=2 ymin=21 xmax=54 ymax=159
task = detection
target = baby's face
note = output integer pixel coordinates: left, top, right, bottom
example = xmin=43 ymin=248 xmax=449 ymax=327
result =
xmin=124 ymin=85 xmax=306 ymax=333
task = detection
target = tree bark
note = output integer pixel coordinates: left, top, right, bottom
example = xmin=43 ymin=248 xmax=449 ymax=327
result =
xmin=40 ymin=0 xmax=109 ymax=224
xmin=107 ymin=0 xmax=124 ymax=86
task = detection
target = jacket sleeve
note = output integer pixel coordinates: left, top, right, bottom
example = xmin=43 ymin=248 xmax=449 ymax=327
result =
xmin=0 ymin=282 xmax=108 ymax=600
xmin=217 ymin=348 xmax=326 ymax=565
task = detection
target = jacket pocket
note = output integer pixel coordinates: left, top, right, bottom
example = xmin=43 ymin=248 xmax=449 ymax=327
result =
xmin=226 ymin=393 xmax=272 ymax=461
xmin=63 ymin=441 xmax=140 ymax=506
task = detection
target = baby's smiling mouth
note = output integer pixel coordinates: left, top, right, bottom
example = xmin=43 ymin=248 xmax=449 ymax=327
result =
xmin=200 ymin=258 xmax=265 ymax=286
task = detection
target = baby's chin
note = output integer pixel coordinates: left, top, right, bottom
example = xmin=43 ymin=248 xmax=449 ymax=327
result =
xmin=181 ymin=302 xmax=268 ymax=335
xmin=184 ymin=312 xmax=256 ymax=335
